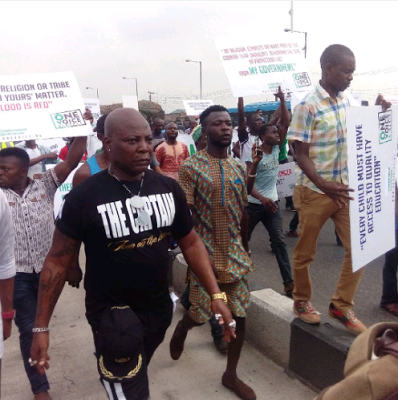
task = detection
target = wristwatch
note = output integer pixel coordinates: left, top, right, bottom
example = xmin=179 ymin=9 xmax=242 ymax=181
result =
xmin=1 ymin=310 xmax=15 ymax=320
xmin=211 ymin=292 xmax=228 ymax=304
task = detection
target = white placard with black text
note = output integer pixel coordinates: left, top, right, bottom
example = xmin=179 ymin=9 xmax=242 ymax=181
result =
xmin=183 ymin=100 xmax=214 ymax=116
xmin=0 ymin=71 xmax=92 ymax=141
xmin=214 ymin=34 xmax=313 ymax=97
xmin=347 ymin=106 xmax=398 ymax=272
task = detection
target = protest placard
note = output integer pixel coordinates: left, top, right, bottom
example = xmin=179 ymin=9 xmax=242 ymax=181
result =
xmin=346 ymin=106 xmax=398 ymax=272
xmin=276 ymin=161 xmax=296 ymax=198
xmin=122 ymin=95 xmax=139 ymax=110
xmin=49 ymin=164 xmax=80 ymax=218
xmin=214 ymin=34 xmax=313 ymax=97
xmin=83 ymin=97 xmax=102 ymax=157
xmin=36 ymin=138 xmax=66 ymax=155
xmin=0 ymin=71 xmax=93 ymax=142
xmin=183 ymin=100 xmax=214 ymax=116
xmin=83 ymin=97 xmax=101 ymax=125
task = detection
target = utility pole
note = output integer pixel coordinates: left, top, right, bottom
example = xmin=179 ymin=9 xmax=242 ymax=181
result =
xmin=148 ymin=91 xmax=155 ymax=101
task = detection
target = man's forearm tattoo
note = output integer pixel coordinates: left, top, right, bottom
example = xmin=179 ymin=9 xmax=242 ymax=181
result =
xmin=50 ymin=237 xmax=77 ymax=258
xmin=36 ymin=269 xmax=65 ymax=318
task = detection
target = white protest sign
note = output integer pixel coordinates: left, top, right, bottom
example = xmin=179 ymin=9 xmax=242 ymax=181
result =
xmin=122 ymin=95 xmax=139 ymax=110
xmin=214 ymin=34 xmax=313 ymax=97
xmin=83 ymin=97 xmax=102 ymax=157
xmin=36 ymin=138 xmax=66 ymax=155
xmin=347 ymin=106 xmax=398 ymax=272
xmin=183 ymin=100 xmax=214 ymax=116
xmin=50 ymin=164 xmax=80 ymax=218
xmin=0 ymin=71 xmax=92 ymax=142
xmin=384 ymin=95 xmax=398 ymax=105
xmin=346 ymin=92 xmax=361 ymax=107
xmin=177 ymin=132 xmax=196 ymax=156
xmin=351 ymin=92 xmax=362 ymax=106
xmin=290 ymin=91 xmax=311 ymax=113
xmin=276 ymin=162 xmax=296 ymax=198
xmin=83 ymin=97 xmax=101 ymax=125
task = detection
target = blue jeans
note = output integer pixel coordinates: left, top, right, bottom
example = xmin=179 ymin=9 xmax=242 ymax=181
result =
xmin=381 ymin=227 xmax=398 ymax=306
xmin=13 ymin=272 xmax=50 ymax=394
xmin=247 ymin=202 xmax=293 ymax=285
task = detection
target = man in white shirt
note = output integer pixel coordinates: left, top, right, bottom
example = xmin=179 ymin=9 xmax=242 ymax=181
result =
xmin=0 ymin=190 xmax=16 ymax=397
xmin=16 ymin=140 xmax=59 ymax=179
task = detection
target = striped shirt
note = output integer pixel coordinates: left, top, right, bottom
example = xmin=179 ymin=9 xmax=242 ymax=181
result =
xmin=287 ymin=83 xmax=349 ymax=194
xmin=1 ymin=169 xmax=60 ymax=273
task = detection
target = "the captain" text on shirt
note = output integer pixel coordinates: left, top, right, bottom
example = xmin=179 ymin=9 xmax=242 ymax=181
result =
xmin=97 ymin=193 xmax=175 ymax=239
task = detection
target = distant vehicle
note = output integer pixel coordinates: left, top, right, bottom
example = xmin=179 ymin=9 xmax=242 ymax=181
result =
xmin=227 ymin=101 xmax=292 ymax=124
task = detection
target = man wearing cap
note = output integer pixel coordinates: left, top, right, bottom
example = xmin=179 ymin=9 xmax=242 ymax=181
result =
xmin=30 ymin=108 xmax=235 ymax=400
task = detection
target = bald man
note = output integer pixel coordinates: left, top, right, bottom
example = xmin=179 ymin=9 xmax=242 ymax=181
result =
xmin=30 ymin=108 xmax=235 ymax=400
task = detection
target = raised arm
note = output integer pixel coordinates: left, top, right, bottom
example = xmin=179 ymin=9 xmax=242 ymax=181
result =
xmin=273 ymin=86 xmax=289 ymax=145
xmin=237 ymin=97 xmax=248 ymax=142
xmin=53 ymin=108 xmax=92 ymax=183
xmin=53 ymin=137 xmax=87 ymax=184
xmin=30 ymin=229 xmax=81 ymax=374
xmin=29 ymin=152 xmax=58 ymax=167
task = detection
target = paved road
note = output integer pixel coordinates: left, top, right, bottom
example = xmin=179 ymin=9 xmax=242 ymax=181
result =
xmin=248 ymin=206 xmax=395 ymax=328
xmin=2 ymin=269 xmax=315 ymax=400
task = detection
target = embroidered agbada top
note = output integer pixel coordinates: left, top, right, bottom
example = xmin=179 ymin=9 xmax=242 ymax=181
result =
xmin=287 ymin=83 xmax=349 ymax=194
xmin=155 ymin=141 xmax=190 ymax=180
xmin=1 ymin=169 xmax=60 ymax=273
xmin=178 ymin=150 xmax=253 ymax=283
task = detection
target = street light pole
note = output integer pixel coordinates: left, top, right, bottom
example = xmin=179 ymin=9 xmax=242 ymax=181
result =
xmin=185 ymin=59 xmax=202 ymax=100
xmin=199 ymin=61 xmax=202 ymax=100
xmin=304 ymin=31 xmax=307 ymax=59
xmin=122 ymin=77 xmax=139 ymax=99
xmin=284 ymin=28 xmax=308 ymax=58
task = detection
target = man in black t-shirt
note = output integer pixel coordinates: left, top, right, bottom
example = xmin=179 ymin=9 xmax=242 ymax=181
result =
xmin=30 ymin=108 xmax=235 ymax=400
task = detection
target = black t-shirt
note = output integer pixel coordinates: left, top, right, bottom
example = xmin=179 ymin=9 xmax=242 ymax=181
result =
xmin=56 ymin=169 xmax=193 ymax=324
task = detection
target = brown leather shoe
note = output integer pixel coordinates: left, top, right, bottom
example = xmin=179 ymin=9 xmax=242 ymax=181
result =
xmin=381 ymin=303 xmax=398 ymax=316
xmin=169 ymin=320 xmax=188 ymax=360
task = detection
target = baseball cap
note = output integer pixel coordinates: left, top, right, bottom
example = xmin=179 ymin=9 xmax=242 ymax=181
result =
xmin=97 ymin=305 xmax=147 ymax=382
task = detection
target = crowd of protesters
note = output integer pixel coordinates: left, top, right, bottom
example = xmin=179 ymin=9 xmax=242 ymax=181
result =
xmin=0 ymin=43 xmax=397 ymax=400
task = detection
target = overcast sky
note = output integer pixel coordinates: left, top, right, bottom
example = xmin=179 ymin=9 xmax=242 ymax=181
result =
xmin=1 ymin=1 xmax=398 ymax=112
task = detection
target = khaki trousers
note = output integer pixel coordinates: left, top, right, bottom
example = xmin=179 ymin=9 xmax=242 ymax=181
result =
xmin=292 ymin=186 xmax=365 ymax=312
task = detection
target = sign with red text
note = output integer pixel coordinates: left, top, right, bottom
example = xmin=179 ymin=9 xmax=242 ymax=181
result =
xmin=183 ymin=100 xmax=214 ymax=116
xmin=0 ymin=71 xmax=93 ymax=141
xmin=215 ymin=34 xmax=313 ymax=97
xmin=347 ymin=106 xmax=398 ymax=272
xmin=276 ymin=161 xmax=296 ymax=198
